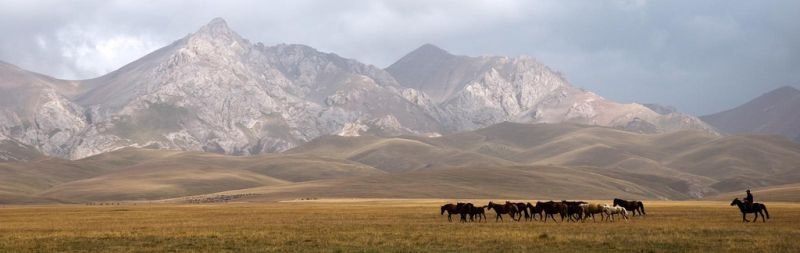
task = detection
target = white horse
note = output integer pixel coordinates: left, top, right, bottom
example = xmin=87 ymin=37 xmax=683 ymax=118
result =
xmin=602 ymin=204 xmax=629 ymax=222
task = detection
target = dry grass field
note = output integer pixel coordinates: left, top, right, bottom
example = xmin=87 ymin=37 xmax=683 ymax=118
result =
xmin=0 ymin=200 xmax=798 ymax=252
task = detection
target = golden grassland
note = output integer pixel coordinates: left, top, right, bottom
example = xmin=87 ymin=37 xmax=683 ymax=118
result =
xmin=0 ymin=200 xmax=798 ymax=252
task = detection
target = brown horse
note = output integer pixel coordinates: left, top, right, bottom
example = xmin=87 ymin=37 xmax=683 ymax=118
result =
xmin=507 ymin=201 xmax=531 ymax=221
xmin=526 ymin=202 xmax=540 ymax=221
xmin=561 ymin=200 xmax=587 ymax=222
xmin=534 ymin=201 xmax=564 ymax=223
xmin=487 ymin=201 xmax=519 ymax=222
xmin=613 ymin=198 xmax=646 ymax=216
xmin=731 ymin=198 xmax=770 ymax=223
xmin=441 ymin=203 xmax=459 ymax=222
xmin=455 ymin=202 xmax=470 ymax=222
xmin=580 ymin=203 xmax=606 ymax=222
xmin=466 ymin=204 xmax=488 ymax=222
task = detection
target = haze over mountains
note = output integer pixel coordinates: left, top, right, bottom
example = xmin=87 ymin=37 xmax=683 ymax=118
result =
xmin=0 ymin=18 xmax=715 ymax=160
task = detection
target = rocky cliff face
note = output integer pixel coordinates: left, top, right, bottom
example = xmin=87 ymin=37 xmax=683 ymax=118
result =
xmin=0 ymin=18 xmax=716 ymax=159
xmin=0 ymin=61 xmax=87 ymax=158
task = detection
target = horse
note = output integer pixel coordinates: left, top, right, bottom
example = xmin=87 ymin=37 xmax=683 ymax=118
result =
xmin=613 ymin=198 xmax=646 ymax=216
xmin=562 ymin=200 xmax=587 ymax=222
xmin=507 ymin=201 xmax=531 ymax=221
xmin=579 ymin=203 xmax=606 ymax=222
xmin=526 ymin=202 xmax=541 ymax=221
xmin=441 ymin=203 xmax=459 ymax=222
xmin=602 ymin=204 xmax=629 ymax=222
xmin=534 ymin=201 xmax=564 ymax=223
xmin=467 ymin=204 xmax=488 ymax=222
xmin=455 ymin=202 xmax=470 ymax=222
xmin=487 ymin=201 xmax=519 ymax=222
xmin=731 ymin=198 xmax=770 ymax=223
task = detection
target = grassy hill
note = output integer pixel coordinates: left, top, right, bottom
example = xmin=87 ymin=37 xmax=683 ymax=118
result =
xmin=1 ymin=122 xmax=799 ymax=203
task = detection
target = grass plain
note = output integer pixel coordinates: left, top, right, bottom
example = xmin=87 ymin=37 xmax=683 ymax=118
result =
xmin=0 ymin=200 xmax=798 ymax=252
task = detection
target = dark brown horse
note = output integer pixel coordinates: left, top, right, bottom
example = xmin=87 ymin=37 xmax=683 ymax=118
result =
xmin=507 ymin=201 xmax=531 ymax=221
xmin=561 ymin=200 xmax=587 ymax=222
xmin=466 ymin=204 xmax=488 ymax=222
xmin=487 ymin=201 xmax=519 ymax=222
xmin=441 ymin=203 xmax=459 ymax=222
xmin=613 ymin=198 xmax=645 ymax=216
xmin=455 ymin=202 xmax=470 ymax=222
xmin=534 ymin=201 xmax=564 ymax=223
xmin=731 ymin=198 xmax=770 ymax=223
xmin=526 ymin=202 xmax=540 ymax=221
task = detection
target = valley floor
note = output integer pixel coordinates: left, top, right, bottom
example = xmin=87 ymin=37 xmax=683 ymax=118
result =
xmin=0 ymin=200 xmax=798 ymax=252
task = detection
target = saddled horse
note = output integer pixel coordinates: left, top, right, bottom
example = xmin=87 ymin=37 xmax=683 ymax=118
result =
xmin=731 ymin=198 xmax=770 ymax=223
xmin=613 ymin=198 xmax=646 ymax=216
xmin=507 ymin=201 xmax=531 ymax=221
xmin=579 ymin=203 xmax=606 ymax=222
xmin=534 ymin=201 xmax=564 ymax=223
xmin=487 ymin=201 xmax=519 ymax=222
xmin=441 ymin=203 xmax=459 ymax=222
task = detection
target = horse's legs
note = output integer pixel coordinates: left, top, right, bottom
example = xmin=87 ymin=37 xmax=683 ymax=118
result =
xmin=742 ymin=213 xmax=748 ymax=222
xmin=448 ymin=213 xmax=452 ymax=222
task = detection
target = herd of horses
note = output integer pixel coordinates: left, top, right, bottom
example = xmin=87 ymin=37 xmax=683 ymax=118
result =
xmin=442 ymin=198 xmax=771 ymax=223
xmin=441 ymin=198 xmax=645 ymax=223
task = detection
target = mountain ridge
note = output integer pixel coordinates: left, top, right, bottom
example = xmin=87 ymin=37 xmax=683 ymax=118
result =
xmin=0 ymin=18 xmax=715 ymax=159
xmin=701 ymin=86 xmax=800 ymax=141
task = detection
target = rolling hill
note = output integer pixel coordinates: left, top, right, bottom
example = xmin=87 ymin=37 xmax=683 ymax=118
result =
xmin=2 ymin=122 xmax=795 ymax=203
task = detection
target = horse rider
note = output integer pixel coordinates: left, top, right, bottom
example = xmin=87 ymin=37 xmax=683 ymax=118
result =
xmin=744 ymin=189 xmax=754 ymax=209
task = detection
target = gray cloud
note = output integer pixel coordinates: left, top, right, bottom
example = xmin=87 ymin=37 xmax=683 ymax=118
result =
xmin=0 ymin=0 xmax=797 ymax=115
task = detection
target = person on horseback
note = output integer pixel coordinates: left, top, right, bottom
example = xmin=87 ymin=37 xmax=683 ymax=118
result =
xmin=744 ymin=189 xmax=754 ymax=209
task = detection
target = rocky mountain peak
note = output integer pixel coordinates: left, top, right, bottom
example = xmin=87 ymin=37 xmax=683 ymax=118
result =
xmin=186 ymin=17 xmax=246 ymax=48
xmin=197 ymin=17 xmax=234 ymax=36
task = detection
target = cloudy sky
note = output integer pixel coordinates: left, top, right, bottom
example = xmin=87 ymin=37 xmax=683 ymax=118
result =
xmin=0 ymin=0 xmax=798 ymax=115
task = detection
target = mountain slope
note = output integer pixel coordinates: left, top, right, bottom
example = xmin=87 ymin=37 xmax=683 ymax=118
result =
xmin=386 ymin=44 xmax=716 ymax=133
xmin=0 ymin=61 xmax=87 ymax=158
xmin=701 ymin=86 xmax=800 ymax=141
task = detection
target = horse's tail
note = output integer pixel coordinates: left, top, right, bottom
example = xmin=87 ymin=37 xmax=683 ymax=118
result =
xmin=763 ymin=204 xmax=770 ymax=219
xmin=639 ymin=202 xmax=646 ymax=215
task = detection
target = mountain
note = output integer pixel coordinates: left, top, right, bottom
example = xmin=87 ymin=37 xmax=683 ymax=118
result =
xmin=2 ymin=18 xmax=443 ymax=159
xmin=0 ymin=61 xmax=87 ymax=158
xmin=387 ymin=44 xmax=715 ymax=133
xmin=0 ymin=18 xmax=714 ymax=159
xmin=2 ymin=122 xmax=795 ymax=203
xmin=701 ymin=86 xmax=800 ymax=141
